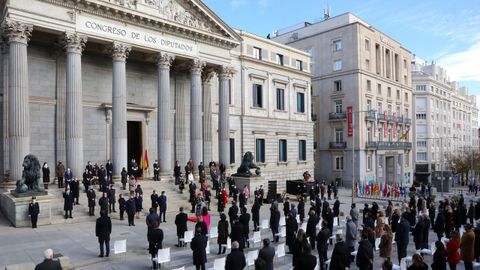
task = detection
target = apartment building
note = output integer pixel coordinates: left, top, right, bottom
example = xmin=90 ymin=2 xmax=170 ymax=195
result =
xmin=272 ymin=13 xmax=413 ymax=187
xmin=412 ymin=59 xmax=479 ymax=184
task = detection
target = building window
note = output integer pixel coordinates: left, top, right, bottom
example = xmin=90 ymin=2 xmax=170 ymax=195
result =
xmin=334 ymin=60 xmax=342 ymax=71
xmin=335 ymin=128 xmax=344 ymax=143
xmin=387 ymin=87 xmax=391 ymax=97
xmin=367 ymin=155 xmax=372 ymax=171
xmin=396 ymin=89 xmax=400 ymax=99
xmin=279 ymin=139 xmax=287 ymax=162
xmin=334 ymin=80 xmax=342 ymax=92
xmin=253 ymin=47 xmax=262 ymax=60
xmin=416 ymin=113 xmax=426 ymax=120
xmin=416 ymin=85 xmax=426 ymax=91
xmin=416 ymin=152 xmax=427 ymax=161
xmin=252 ymin=84 xmax=263 ymax=108
xmin=335 ymin=100 xmax=343 ymax=113
xmin=365 ymin=59 xmax=370 ymax=70
xmin=366 ymin=100 xmax=372 ymax=111
xmin=296 ymin=60 xmax=303 ymax=71
xmin=297 ymin=92 xmax=305 ymax=113
xmin=229 ymin=138 xmax=235 ymax=164
xmin=366 ymin=80 xmax=371 ymax=92
xmin=377 ymin=83 xmax=382 ymax=95
xmin=276 ymin=54 xmax=284 ymax=65
xmin=333 ymin=40 xmax=342 ymax=51
xmin=255 ymin=138 xmax=265 ymax=163
xmin=404 ymin=92 xmax=408 ymax=102
xmin=377 ymin=102 xmax=383 ymax=113
xmin=335 ymin=156 xmax=344 ymax=170
xmin=416 ymin=141 xmax=427 ymax=147
xmin=365 ymin=39 xmax=370 ymax=51
xmin=276 ymin=88 xmax=285 ymax=111
xmin=299 ymin=140 xmax=307 ymax=161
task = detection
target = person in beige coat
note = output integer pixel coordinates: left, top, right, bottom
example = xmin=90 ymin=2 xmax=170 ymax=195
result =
xmin=460 ymin=223 xmax=476 ymax=270
xmin=379 ymin=224 xmax=393 ymax=259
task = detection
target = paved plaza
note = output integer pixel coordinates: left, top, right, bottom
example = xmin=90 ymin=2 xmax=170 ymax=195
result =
xmin=0 ymin=180 xmax=474 ymax=269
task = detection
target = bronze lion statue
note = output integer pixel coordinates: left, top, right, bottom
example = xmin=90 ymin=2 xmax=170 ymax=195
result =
xmin=233 ymin=151 xmax=261 ymax=177
xmin=16 ymin=154 xmax=43 ymax=193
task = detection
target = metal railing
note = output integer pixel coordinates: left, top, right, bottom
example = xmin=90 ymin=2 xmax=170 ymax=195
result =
xmin=329 ymin=141 xmax=347 ymax=149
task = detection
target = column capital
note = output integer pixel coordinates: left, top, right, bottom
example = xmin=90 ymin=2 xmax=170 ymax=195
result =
xmin=202 ymin=70 xmax=215 ymax=83
xmin=3 ymin=19 xmax=33 ymax=45
xmin=217 ymin=65 xmax=235 ymax=80
xmin=156 ymin=52 xmax=175 ymax=69
xmin=110 ymin=42 xmax=132 ymax=61
xmin=190 ymin=58 xmax=205 ymax=74
xmin=63 ymin=32 xmax=87 ymax=54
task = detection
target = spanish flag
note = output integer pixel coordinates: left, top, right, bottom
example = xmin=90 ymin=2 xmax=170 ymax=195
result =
xmin=140 ymin=149 xmax=149 ymax=171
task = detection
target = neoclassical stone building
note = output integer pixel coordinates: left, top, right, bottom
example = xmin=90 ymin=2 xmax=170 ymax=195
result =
xmin=0 ymin=0 xmax=313 ymax=189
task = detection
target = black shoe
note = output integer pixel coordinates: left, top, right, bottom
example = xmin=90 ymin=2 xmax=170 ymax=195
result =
xmin=99 ymin=254 xmax=104 ymax=257
xmin=69 ymin=216 xmax=73 ymax=219
xmin=106 ymin=254 xmax=109 ymax=257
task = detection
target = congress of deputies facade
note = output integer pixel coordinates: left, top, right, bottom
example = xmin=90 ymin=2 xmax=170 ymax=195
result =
xmin=0 ymin=0 xmax=314 ymax=190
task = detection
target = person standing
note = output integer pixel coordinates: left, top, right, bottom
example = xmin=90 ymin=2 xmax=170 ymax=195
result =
xmin=350 ymin=203 xmax=359 ymax=227
xmin=239 ymin=207 xmax=250 ymax=248
xmin=356 ymin=230 xmax=374 ymax=270
xmin=317 ymin=220 xmax=330 ymax=270
xmin=431 ymin=241 xmax=447 ymax=270
xmin=42 ymin=162 xmax=50 ymax=190
xmin=134 ymin=193 xmax=143 ymax=219
xmin=99 ymin=192 xmax=109 ymax=214
xmin=345 ymin=215 xmax=357 ymax=261
xmin=118 ymin=194 xmax=126 ymax=220
xmin=461 ymin=224 xmax=476 ymax=270
xmin=306 ymin=210 xmax=319 ymax=250
xmin=146 ymin=208 xmax=160 ymax=231
xmin=258 ymin=239 xmax=275 ymax=270
xmin=87 ymin=186 xmax=96 ymax=216
xmin=56 ymin=161 xmax=65 ymax=189
xmin=106 ymin=160 xmax=113 ymax=184
xmin=379 ymin=224 xmax=393 ymax=260
xmin=125 ymin=195 xmax=136 ymax=226
xmin=293 ymin=244 xmax=317 ymax=270
xmin=28 ymin=197 xmax=40 ymax=229
xmin=148 ymin=220 xmax=164 ymax=270
xmin=34 ymin=249 xmax=62 ymax=270
xmin=395 ymin=212 xmax=410 ymax=264
xmin=225 ymin=241 xmax=246 ymax=270
xmin=285 ymin=212 xmax=298 ymax=253
xmin=191 ymin=227 xmax=208 ymax=270
xmin=96 ymin=210 xmax=112 ymax=257
xmin=251 ymin=198 xmax=261 ymax=231
xmin=175 ymin=207 xmax=188 ymax=247
xmin=298 ymin=197 xmax=305 ymax=223
xmin=217 ymin=213 xmax=229 ymax=254
xmin=230 ymin=218 xmax=245 ymax=251
xmin=329 ymin=235 xmax=350 ymax=270
xmin=121 ymin=167 xmax=128 ymax=190
xmin=151 ymin=190 xmax=159 ymax=214
xmin=153 ymin=160 xmax=159 ymax=181
xmin=228 ymin=201 xmax=239 ymax=229
xmin=63 ymin=188 xmax=73 ymax=219
xmin=108 ymin=185 xmax=116 ymax=213
xmin=158 ymin=191 xmax=167 ymax=223
xmin=64 ymin=168 xmax=73 ymax=190
xmin=270 ymin=203 xmax=280 ymax=243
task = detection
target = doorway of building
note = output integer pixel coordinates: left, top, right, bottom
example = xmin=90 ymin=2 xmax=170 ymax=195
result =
xmin=127 ymin=121 xmax=143 ymax=177
xmin=385 ymin=156 xmax=394 ymax=184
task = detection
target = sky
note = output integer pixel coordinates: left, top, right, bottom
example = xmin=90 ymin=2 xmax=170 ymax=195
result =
xmin=204 ymin=0 xmax=480 ymax=97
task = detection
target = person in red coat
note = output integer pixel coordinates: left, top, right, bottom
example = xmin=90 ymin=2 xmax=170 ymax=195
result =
xmin=446 ymin=230 xmax=461 ymax=270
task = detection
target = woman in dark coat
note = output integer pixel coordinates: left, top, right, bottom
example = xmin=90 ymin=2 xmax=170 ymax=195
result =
xmin=391 ymin=209 xmax=400 ymax=233
xmin=134 ymin=193 xmax=143 ymax=219
xmin=434 ymin=210 xmax=446 ymax=240
xmin=270 ymin=204 xmax=280 ymax=242
xmin=42 ymin=162 xmax=50 ymax=189
xmin=217 ymin=213 xmax=229 ymax=254
xmin=292 ymin=229 xmax=309 ymax=267
xmin=191 ymin=227 xmax=208 ymax=270
xmin=285 ymin=213 xmax=298 ymax=252
xmin=431 ymin=241 xmax=447 ymax=270
xmin=148 ymin=220 xmax=164 ymax=270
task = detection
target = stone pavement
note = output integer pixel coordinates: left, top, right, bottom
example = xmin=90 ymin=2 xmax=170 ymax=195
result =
xmin=0 ymin=181 xmax=475 ymax=270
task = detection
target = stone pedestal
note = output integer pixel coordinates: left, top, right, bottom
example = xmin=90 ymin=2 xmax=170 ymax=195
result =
xmin=232 ymin=175 xmax=266 ymax=198
xmin=0 ymin=192 xmax=54 ymax=227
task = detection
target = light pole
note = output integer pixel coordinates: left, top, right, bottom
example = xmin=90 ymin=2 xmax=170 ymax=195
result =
xmin=350 ymin=109 xmax=374 ymax=204
xmin=425 ymin=136 xmax=456 ymax=198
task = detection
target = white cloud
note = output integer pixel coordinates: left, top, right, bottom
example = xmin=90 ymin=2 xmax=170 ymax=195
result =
xmin=437 ymin=38 xmax=480 ymax=82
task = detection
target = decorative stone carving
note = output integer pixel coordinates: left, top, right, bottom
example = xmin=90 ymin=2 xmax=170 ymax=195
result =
xmin=111 ymin=0 xmax=137 ymax=8
xmin=202 ymin=70 xmax=215 ymax=83
xmin=217 ymin=65 xmax=235 ymax=79
xmin=190 ymin=59 xmax=205 ymax=74
xmin=156 ymin=52 xmax=175 ymax=69
xmin=3 ymin=19 xmax=33 ymax=44
xmin=63 ymin=33 xmax=87 ymax=54
xmin=110 ymin=42 xmax=132 ymax=60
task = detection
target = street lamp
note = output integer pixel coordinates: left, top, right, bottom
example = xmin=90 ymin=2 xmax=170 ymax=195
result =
xmin=424 ymin=136 xmax=457 ymax=198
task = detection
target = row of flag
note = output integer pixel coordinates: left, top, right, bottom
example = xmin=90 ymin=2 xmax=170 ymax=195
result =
xmin=354 ymin=182 xmax=408 ymax=198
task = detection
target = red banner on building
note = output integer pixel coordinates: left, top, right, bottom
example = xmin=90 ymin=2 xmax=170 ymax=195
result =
xmin=393 ymin=113 xmax=397 ymax=138
xmin=384 ymin=110 xmax=388 ymax=138
xmin=347 ymin=106 xmax=353 ymax=137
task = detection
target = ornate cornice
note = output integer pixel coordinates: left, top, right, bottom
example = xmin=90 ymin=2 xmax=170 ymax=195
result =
xmin=110 ymin=42 xmax=132 ymax=61
xmin=3 ymin=19 xmax=33 ymax=45
xmin=38 ymin=0 xmax=240 ymax=50
xmin=63 ymin=32 xmax=87 ymax=54
xmin=202 ymin=68 xmax=215 ymax=83
xmin=217 ymin=65 xmax=235 ymax=80
xmin=156 ymin=52 xmax=175 ymax=69
xmin=190 ymin=58 xmax=205 ymax=74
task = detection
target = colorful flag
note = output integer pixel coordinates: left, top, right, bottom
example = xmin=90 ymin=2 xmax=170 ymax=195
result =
xmin=144 ymin=149 xmax=149 ymax=170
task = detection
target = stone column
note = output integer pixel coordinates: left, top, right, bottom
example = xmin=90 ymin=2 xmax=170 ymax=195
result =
xmin=190 ymin=59 xmax=205 ymax=165
xmin=202 ymin=71 xmax=214 ymax=164
xmin=156 ymin=52 xmax=175 ymax=175
xmin=4 ymin=20 xmax=33 ymax=182
xmin=64 ymin=33 xmax=87 ymax=178
xmin=217 ymin=66 xmax=234 ymax=166
xmin=110 ymin=42 xmax=131 ymax=176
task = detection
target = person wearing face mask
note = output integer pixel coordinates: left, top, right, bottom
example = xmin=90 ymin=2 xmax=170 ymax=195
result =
xmin=42 ymin=162 xmax=50 ymax=190
xmin=63 ymin=188 xmax=74 ymax=219
xmin=28 ymin=196 xmax=40 ymax=228
xmin=64 ymin=168 xmax=73 ymax=191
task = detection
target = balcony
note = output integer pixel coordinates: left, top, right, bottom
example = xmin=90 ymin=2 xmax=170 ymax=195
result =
xmin=365 ymin=113 xmax=412 ymax=125
xmin=365 ymin=141 xmax=412 ymax=150
xmin=329 ymin=141 xmax=347 ymax=149
xmin=328 ymin=112 xmax=347 ymax=121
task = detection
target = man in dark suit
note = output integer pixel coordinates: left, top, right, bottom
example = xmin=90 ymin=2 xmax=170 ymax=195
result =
xmin=230 ymin=218 xmax=245 ymax=251
xmin=107 ymin=185 xmax=116 ymax=213
xmin=105 ymin=159 xmax=113 ymax=184
xmin=158 ymin=191 xmax=167 ymax=223
xmin=71 ymin=178 xmax=80 ymax=205
xmin=225 ymin=241 xmax=246 ymax=270
xmin=175 ymin=207 xmax=188 ymax=247
xmin=63 ymin=188 xmax=73 ymax=219
xmin=118 ymin=194 xmax=126 ymax=220
xmin=28 ymin=197 xmax=40 ymax=228
xmin=99 ymin=192 xmax=109 ymax=214
xmin=151 ymin=190 xmax=159 ymax=213
xmin=87 ymin=186 xmax=96 ymax=216
xmin=239 ymin=207 xmax=250 ymax=248
xmin=258 ymin=238 xmax=275 ymax=270
xmin=95 ymin=210 xmax=112 ymax=257
xmin=395 ymin=212 xmax=411 ymax=264
xmin=191 ymin=227 xmax=208 ymax=270
xmin=316 ymin=220 xmax=330 ymax=270
xmin=125 ymin=195 xmax=136 ymax=226
xmin=34 ymin=249 xmax=62 ymax=270
xmin=148 ymin=220 xmax=164 ymax=270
